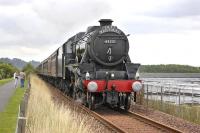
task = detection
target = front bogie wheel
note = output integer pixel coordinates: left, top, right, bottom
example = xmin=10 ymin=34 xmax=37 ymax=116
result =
xmin=124 ymin=94 xmax=131 ymax=111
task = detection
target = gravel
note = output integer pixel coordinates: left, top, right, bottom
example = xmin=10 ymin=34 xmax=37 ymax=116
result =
xmin=130 ymin=104 xmax=200 ymax=133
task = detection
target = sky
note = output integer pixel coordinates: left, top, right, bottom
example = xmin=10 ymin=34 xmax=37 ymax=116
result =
xmin=0 ymin=0 xmax=200 ymax=66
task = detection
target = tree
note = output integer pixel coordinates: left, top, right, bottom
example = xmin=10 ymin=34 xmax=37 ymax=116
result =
xmin=22 ymin=63 xmax=36 ymax=79
xmin=0 ymin=62 xmax=18 ymax=79
xmin=139 ymin=64 xmax=200 ymax=73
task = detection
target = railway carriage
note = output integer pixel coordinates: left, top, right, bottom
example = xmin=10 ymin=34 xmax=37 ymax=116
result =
xmin=38 ymin=19 xmax=142 ymax=110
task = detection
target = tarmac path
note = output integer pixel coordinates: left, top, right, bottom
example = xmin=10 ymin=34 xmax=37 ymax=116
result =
xmin=0 ymin=80 xmax=17 ymax=112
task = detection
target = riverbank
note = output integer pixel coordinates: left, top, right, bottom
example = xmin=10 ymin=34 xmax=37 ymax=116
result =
xmin=140 ymin=73 xmax=200 ymax=78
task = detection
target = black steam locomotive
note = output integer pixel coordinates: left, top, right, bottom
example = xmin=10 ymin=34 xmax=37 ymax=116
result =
xmin=38 ymin=19 xmax=142 ymax=110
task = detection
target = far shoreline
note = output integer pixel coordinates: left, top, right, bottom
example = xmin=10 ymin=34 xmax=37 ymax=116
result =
xmin=140 ymin=73 xmax=200 ymax=78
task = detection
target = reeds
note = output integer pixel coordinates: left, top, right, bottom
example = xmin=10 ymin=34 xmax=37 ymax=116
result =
xmin=144 ymin=99 xmax=200 ymax=125
xmin=26 ymin=75 xmax=104 ymax=133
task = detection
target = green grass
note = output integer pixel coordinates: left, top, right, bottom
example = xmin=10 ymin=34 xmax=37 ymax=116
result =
xmin=0 ymin=78 xmax=13 ymax=86
xmin=144 ymin=99 xmax=200 ymax=125
xmin=0 ymin=82 xmax=27 ymax=133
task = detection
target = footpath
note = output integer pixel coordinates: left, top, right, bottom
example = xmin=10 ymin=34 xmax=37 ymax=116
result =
xmin=0 ymin=80 xmax=17 ymax=112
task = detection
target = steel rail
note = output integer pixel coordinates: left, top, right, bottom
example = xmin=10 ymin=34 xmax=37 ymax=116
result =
xmin=58 ymin=91 xmax=126 ymax=133
xmin=57 ymin=90 xmax=182 ymax=133
xmin=124 ymin=110 xmax=182 ymax=133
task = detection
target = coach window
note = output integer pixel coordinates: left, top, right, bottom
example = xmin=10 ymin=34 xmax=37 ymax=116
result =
xmin=76 ymin=39 xmax=86 ymax=62
xmin=72 ymin=44 xmax=76 ymax=55
xmin=66 ymin=41 xmax=72 ymax=54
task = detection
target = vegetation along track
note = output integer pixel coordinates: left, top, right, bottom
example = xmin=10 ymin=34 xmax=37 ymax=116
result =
xmin=53 ymin=87 xmax=182 ymax=133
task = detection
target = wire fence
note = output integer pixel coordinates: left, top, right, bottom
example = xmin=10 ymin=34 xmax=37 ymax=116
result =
xmin=143 ymin=83 xmax=200 ymax=106
xmin=15 ymin=80 xmax=31 ymax=133
xmin=136 ymin=83 xmax=200 ymax=124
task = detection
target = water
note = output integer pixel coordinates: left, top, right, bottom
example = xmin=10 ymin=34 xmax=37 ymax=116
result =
xmin=142 ymin=78 xmax=200 ymax=91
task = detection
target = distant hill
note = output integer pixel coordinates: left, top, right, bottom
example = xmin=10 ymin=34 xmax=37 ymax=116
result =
xmin=29 ymin=60 xmax=40 ymax=68
xmin=0 ymin=58 xmax=40 ymax=70
xmin=140 ymin=64 xmax=200 ymax=73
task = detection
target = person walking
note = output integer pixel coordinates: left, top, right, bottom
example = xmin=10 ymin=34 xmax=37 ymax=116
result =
xmin=19 ymin=71 xmax=26 ymax=88
xmin=13 ymin=71 xmax=19 ymax=88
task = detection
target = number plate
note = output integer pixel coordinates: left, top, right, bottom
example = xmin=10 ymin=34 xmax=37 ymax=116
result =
xmin=104 ymin=40 xmax=116 ymax=44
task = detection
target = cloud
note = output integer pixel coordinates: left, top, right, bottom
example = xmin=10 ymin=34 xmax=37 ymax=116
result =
xmin=0 ymin=0 xmax=110 ymax=61
xmin=0 ymin=0 xmax=30 ymax=5
xmin=0 ymin=0 xmax=200 ymax=66
xmin=121 ymin=16 xmax=200 ymax=34
xmin=31 ymin=0 xmax=110 ymax=33
xmin=0 ymin=0 xmax=110 ymax=48
xmin=129 ymin=31 xmax=200 ymax=66
xmin=147 ymin=0 xmax=200 ymax=18
xmin=19 ymin=46 xmax=40 ymax=54
xmin=100 ymin=0 xmax=200 ymax=35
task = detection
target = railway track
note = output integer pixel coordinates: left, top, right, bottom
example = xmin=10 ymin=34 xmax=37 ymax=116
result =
xmin=124 ymin=110 xmax=182 ymax=133
xmin=56 ymin=90 xmax=125 ymax=133
xmin=53 ymin=88 xmax=182 ymax=133
xmin=96 ymin=107 xmax=183 ymax=133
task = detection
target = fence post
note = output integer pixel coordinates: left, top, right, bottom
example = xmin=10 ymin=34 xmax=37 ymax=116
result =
xmin=15 ymin=82 xmax=30 ymax=133
xmin=161 ymin=86 xmax=163 ymax=111
xmin=192 ymin=86 xmax=194 ymax=106
xmin=17 ymin=102 xmax=26 ymax=133
xmin=178 ymin=88 xmax=181 ymax=105
xmin=147 ymin=84 xmax=149 ymax=108
xmin=15 ymin=106 xmax=20 ymax=133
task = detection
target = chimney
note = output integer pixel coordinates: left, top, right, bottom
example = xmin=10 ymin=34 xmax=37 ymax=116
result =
xmin=99 ymin=19 xmax=113 ymax=26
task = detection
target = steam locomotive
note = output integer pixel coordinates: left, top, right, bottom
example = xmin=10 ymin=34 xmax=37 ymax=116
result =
xmin=37 ymin=19 xmax=142 ymax=110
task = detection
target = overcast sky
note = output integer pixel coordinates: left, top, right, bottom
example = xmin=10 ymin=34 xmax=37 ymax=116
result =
xmin=0 ymin=0 xmax=200 ymax=66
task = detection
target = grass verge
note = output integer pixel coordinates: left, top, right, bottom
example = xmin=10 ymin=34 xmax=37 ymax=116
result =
xmin=144 ymin=99 xmax=200 ymax=125
xmin=0 ymin=82 xmax=26 ymax=133
xmin=26 ymin=75 xmax=105 ymax=133
xmin=0 ymin=78 xmax=13 ymax=86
